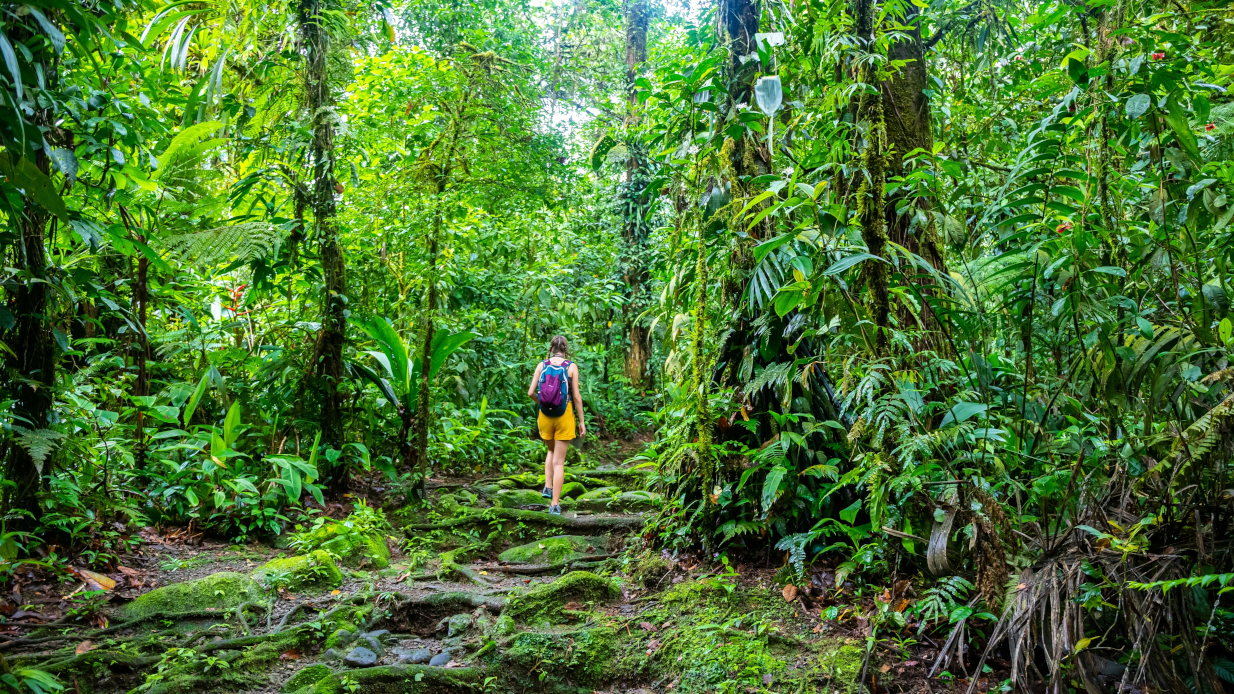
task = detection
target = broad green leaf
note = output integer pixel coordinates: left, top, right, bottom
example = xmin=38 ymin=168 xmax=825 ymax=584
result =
xmin=0 ymin=152 xmax=69 ymax=221
xmin=1165 ymin=96 xmax=1203 ymax=163
xmin=753 ymin=234 xmax=793 ymax=264
xmin=939 ymin=401 xmax=988 ymax=428
xmin=823 ymin=252 xmax=886 ymax=276
xmin=429 ymin=331 xmax=477 ymax=379
xmin=761 ymin=464 xmax=787 ymax=511
xmin=182 ymin=371 xmax=210 ymax=427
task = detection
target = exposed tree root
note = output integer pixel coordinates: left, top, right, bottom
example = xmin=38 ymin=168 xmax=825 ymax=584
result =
xmin=405 ymin=507 xmax=644 ymax=533
xmin=476 ymin=554 xmax=615 ymax=575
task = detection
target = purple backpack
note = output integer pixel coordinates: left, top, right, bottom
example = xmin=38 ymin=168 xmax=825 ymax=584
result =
xmin=537 ymin=359 xmax=572 ymax=417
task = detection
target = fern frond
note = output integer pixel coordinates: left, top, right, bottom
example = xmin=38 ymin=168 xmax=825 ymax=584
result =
xmin=12 ymin=427 xmax=65 ymax=472
xmin=162 ymin=222 xmax=285 ymax=267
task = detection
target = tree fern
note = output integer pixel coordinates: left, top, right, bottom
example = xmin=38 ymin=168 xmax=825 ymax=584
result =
xmin=162 ymin=221 xmax=285 ymax=267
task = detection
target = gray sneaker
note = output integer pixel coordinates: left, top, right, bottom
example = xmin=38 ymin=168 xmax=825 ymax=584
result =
xmin=541 ymin=486 xmax=552 ymax=499
xmin=549 ymin=505 xmax=561 ymax=516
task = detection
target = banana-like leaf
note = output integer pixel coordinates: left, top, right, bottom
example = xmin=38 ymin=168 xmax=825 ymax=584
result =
xmin=429 ymin=330 xmax=477 ymax=380
xmin=352 ymin=316 xmax=410 ymax=395
xmin=349 ymin=359 xmax=402 ymax=410
xmin=181 ymin=369 xmax=210 ymax=427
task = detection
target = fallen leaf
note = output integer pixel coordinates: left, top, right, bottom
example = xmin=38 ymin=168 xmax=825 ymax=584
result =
xmin=892 ymin=598 xmax=910 ymax=613
xmin=75 ymin=640 xmax=95 ymax=655
xmin=646 ymin=638 xmax=660 ymax=656
xmin=905 ymin=661 xmax=919 ymax=667
xmin=879 ymin=664 xmax=891 ymax=673
xmin=11 ymin=611 xmax=49 ymax=621
xmin=74 ymin=569 xmax=117 ymax=591
xmin=564 ymin=602 xmax=583 ymax=611
xmin=446 ymin=660 xmax=460 ymax=668
xmin=280 ymin=649 xmax=301 ymax=660
xmin=479 ymin=571 xmax=488 ymax=576
xmin=331 ymin=590 xmax=341 ymax=596
xmin=639 ymin=621 xmax=657 ymax=632
xmin=116 ymin=566 xmax=140 ymax=577
xmin=782 ymin=584 xmax=798 ymax=602
xmin=1016 ymin=583 xmax=1027 ymax=591
xmin=395 ymin=572 xmax=410 ymax=582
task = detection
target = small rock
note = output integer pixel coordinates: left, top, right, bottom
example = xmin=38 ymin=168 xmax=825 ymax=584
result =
xmin=344 ymin=646 xmax=379 ymax=667
xmin=429 ymin=652 xmax=451 ymax=667
xmin=361 ymin=634 xmax=385 ymax=655
xmin=447 ymin=612 xmax=474 ymax=638
xmin=322 ymin=648 xmax=341 ymax=661
xmin=400 ymin=647 xmax=433 ymax=664
xmin=445 ymin=645 xmax=467 ymax=657
xmin=363 ymin=629 xmax=392 ymax=643
xmin=329 ymin=628 xmax=357 ymax=646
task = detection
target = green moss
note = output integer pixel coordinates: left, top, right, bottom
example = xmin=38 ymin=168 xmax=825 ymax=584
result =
xmin=661 ymin=576 xmax=725 ymax=603
xmin=493 ymin=488 xmax=548 ymax=508
xmin=499 ymin=626 xmax=617 ymax=687
xmin=252 ymin=550 xmax=343 ymax=592
xmin=559 ymin=481 xmax=586 ymax=498
xmin=115 ymin=571 xmax=268 ymax=621
xmin=505 ymin=571 xmax=619 ymax=624
xmin=323 ymin=623 xmax=359 ymax=650
xmin=284 ymin=663 xmax=333 ymax=692
xmin=814 ymin=643 xmax=866 ymax=694
xmin=577 ymin=486 xmax=619 ymax=500
xmin=299 ymin=523 xmax=390 ymax=569
xmin=302 ymin=665 xmax=479 ymax=693
xmin=498 ymin=535 xmax=600 ymax=565
xmin=629 ymin=553 xmax=671 ymax=588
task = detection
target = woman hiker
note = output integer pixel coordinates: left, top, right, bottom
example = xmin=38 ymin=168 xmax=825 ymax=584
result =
xmin=528 ymin=335 xmax=586 ymax=515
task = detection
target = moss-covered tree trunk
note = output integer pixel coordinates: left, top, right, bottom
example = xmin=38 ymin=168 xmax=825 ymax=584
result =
xmin=621 ymin=0 xmax=652 ymax=388
xmin=855 ymin=0 xmax=890 ymax=350
xmin=300 ymin=0 xmax=348 ymax=461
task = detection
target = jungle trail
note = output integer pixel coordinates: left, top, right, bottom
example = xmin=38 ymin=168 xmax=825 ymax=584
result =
xmin=0 ymin=0 xmax=1232 ymax=692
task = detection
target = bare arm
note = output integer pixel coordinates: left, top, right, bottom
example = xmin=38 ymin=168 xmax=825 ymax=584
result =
xmin=569 ymin=363 xmax=585 ymax=437
xmin=528 ymin=362 xmax=543 ymax=399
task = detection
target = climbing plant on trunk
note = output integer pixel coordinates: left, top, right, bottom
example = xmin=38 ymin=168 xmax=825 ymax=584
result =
xmin=300 ymin=0 xmax=349 ymax=460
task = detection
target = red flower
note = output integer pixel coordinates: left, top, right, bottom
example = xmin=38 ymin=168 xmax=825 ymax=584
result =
xmin=1206 ymin=123 xmax=1217 ymax=132
xmin=1151 ymin=51 xmax=1165 ymax=60
xmin=1056 ymin=221 xmax=1073 ymax=234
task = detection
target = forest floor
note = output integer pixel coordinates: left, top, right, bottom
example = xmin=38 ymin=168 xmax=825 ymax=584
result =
xmin=0 ymin=442 xmax=997 ymax=694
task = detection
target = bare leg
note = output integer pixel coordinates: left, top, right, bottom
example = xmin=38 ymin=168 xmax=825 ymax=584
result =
xmin=543 ymin=439 xmax=554 ymax=491
xmin=550 ymin=441 xmax=568 ymax=506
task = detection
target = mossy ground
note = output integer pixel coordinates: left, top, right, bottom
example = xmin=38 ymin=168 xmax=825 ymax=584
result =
xmin=16 ymin=466 xmax=883 ymax=694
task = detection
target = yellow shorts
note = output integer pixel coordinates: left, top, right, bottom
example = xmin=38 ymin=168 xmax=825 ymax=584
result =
xmin=538 ymin=403 xmax=576 ymax=441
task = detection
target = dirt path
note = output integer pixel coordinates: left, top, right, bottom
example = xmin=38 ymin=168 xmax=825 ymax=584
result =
xmin=0 ymin=467 xmax=907 ymax=694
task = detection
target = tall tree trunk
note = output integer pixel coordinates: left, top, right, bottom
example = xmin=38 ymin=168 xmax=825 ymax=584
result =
xmin=300 ymin=0 xmax=348 ymax=461
xmin=412 ymin=89 xmax=472 ymax=488
xmin=5 ymin=150 xmax=55 ymax=528
xmin=720 ymin=0 xmax=766 ymax=184
xmin=621 ymin=0 xmax=651 ymax=387
xmin=855 ymin=0 xmax=890 ymax=350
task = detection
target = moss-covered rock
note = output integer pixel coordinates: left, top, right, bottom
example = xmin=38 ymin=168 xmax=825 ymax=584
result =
xmin=498 ymin=535 xmax=602 ymax=565
xmin=493 ymin=488 xmax=548 ymax=508
xmin=299 ymin=664 xmax=479 ymax=693
xmin=559 ymin=481 xmax=586 ymax=498
xmin=498 ymin=626 xmax=617 ymax=687
xmin=284 ymin=663 xmax=333 ymax=692
xmin=115 ymin=571 xmax=268 ymax=621
xmin=252 ymin=550 xmax=343 ymax=592
xmin=505 ymin=571 xmax=619 ymax=624
xmin=577 ymin=486 xmax=619 ymax=500
xmin=576 ymin=490 xmax=658 ymax=513
xmin=297 ymin=523 xmax=390 ymax=569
